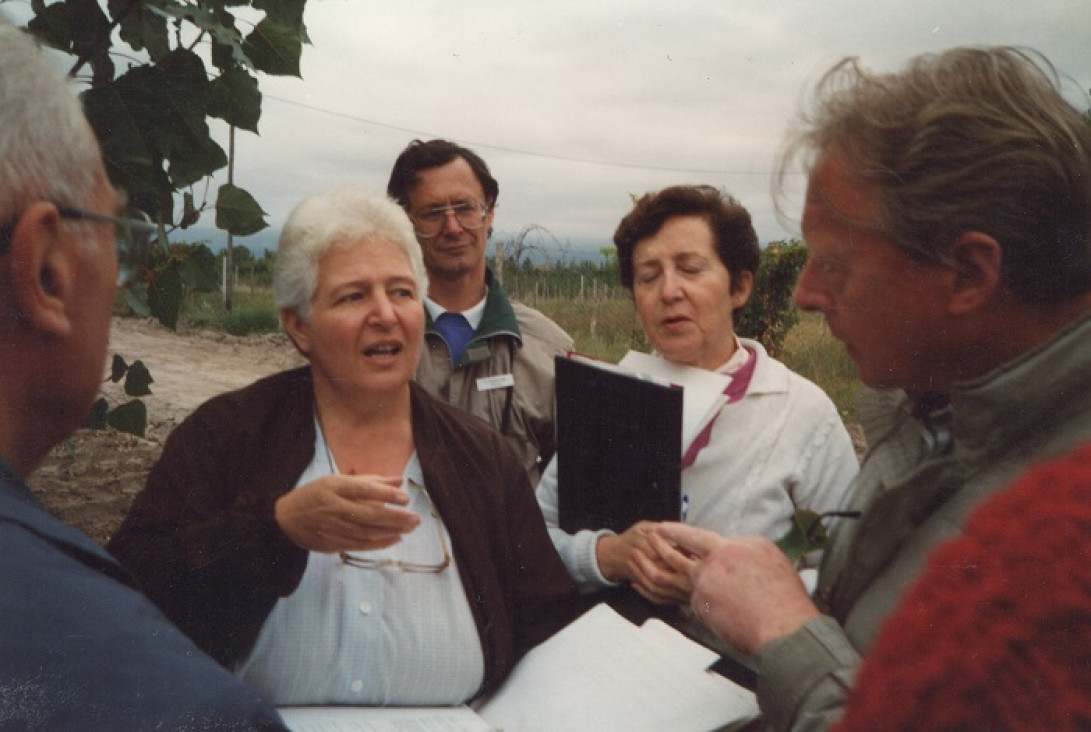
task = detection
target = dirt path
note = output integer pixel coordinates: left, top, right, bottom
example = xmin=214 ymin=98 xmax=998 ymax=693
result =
xmin=28 ymin=316 xmax=305 ymax=544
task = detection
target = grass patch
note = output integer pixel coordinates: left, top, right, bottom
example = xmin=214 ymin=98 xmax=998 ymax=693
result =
xmin=778 ymin=312 xmax=860 ymax=423
xmin=528 ymin=295 xmax=648 ymax=362
xmin=182 ymin=290 xmax=282 ymax=335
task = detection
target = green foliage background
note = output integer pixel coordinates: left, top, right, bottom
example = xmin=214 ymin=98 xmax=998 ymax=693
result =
xmin=24 ymin=0 xmax=309 ymax=329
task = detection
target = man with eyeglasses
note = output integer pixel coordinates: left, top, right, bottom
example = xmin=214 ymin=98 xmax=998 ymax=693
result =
xmin=388 ymin=139 xmax=573 ymax=485
xmin=0 ymin=20 xmax=285 ymax=730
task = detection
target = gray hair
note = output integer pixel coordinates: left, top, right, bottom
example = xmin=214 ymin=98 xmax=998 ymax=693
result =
xmin=777 ymin=46 xmax=1091 ymax=304
xmin=273 ymin=185 xmax=428 ymax=319
xmin=0 ymin=20 xmax=102 ymax=228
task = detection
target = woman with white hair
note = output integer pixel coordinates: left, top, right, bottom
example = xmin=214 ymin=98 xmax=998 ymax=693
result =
xmin=110 ymin=186 xmax=576 ymax=706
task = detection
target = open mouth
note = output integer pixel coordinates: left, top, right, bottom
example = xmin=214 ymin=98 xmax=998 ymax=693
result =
xmin=364 ymin=342 xmax=402 ymax=357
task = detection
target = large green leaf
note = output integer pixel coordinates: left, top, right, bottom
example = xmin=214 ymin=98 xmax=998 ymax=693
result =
xmin=112 ymin=0 xmax=170 ymax=62
xmin=207 ymin=67 xmax=262 ymax=133
xmin=109 ymin=353 xmax=128 ymax=383
xmin=255 ymin=0 xmax=309 ymax=43
xmin=30 ymin=0 xmax=115 ymax=83
xmin=168 ymin=135 xmax=228 ymax=188
xmin=149 ymin=3 xmax=251 ymax=71
xmin=106 ymin=399 xmax=147 ymax=437
xmin=148 ymin=266 xmax=184 ymax=330
xmin=242 ymin=17 xmax=303 ymax=77
xmin=82 ymin=75 xmax=172 ymax=219
xmin=217 ymin=184 xmax=269 ymax=236
xmin=26 ymin=2 xmax=74 ymax=52
xmin=123 ymin=360 xmax=154 ymax=397
xmin=775 ymin=508 xmax=828 ymax=563
xmin=83 ymin=397 xmax=109 ymax=430
xmin=152 ymin=49 xmax=213 ymax=158
xmin=180 ymin=192 xmax=201 ymax=229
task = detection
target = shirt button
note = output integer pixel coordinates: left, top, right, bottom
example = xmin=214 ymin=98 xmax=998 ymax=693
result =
xmin=350 ymin=679 xmax=364 ymax=693
xmin=359 ymin=600 xmax=373 ymax=615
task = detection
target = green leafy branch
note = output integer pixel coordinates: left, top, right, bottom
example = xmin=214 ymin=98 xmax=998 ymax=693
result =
xmin=776 ymin=507 xmax=862 ymax=563
xmin=84 ymin=355 xmax=155 ymax=437
xmin=25 ymin=0 xmax=308 ymax=328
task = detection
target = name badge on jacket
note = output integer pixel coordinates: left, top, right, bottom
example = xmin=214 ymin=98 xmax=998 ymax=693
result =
xmin=477 ymin=374 xmax=515 ymax=392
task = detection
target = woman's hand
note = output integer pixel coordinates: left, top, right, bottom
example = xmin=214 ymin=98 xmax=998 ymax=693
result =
xmin=595 ymin=521 xmax=657 ymax=582
xmin=627 ymin=531 xmax=697 ymax=605
xmin=596 ymin=521 xmax=693 ymax=605
xmin=656 ymin=523 xmax=820 ymax=655
xmin=274 ymin=474 xmax=420 ymax=553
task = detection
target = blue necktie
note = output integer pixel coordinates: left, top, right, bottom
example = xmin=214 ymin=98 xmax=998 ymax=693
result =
xmin=434 ymin=312 xmax=475 ymax=364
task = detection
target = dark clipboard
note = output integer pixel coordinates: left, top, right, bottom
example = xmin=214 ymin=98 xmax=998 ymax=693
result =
xmin=555 ymin=354 xmax=682 ymax=533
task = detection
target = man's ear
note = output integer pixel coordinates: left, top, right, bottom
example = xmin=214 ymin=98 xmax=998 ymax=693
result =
xmin=946 ymin=231 xmax=1003 ymax=316
xmin=281 ymin=307 xmax=311 ymax=357
xmin=7 ymin=202 xmax=75 ymax=337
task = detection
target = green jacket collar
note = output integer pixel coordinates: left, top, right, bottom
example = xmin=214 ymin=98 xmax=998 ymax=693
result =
xmin=424 ymin=268 xmax=522 ymax=368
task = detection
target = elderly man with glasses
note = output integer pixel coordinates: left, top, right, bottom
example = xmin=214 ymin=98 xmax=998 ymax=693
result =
xmin=0 ymin=20 xmax=285 ymax=730
xmin=387 ymin=139 xmax=574 ymax=485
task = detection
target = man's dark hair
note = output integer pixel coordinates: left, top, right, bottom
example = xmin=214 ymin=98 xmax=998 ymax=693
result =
xmin=386 ymin=139 xmax=499 ymax=209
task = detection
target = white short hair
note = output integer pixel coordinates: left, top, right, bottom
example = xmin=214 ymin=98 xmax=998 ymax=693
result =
xmin=273 ymin=185 xmax=428 ymax=319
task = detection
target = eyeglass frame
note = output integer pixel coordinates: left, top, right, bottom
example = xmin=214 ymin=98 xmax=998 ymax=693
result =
xmin=0 ymin=203 xmax=157 ymax=287
xmin=338 ymin=480 xmax=452 ymax=573
xmin=409 ymin=201 xmax=491 ymax=239
xmin=56 ymin=205 xmax=158 ymax=287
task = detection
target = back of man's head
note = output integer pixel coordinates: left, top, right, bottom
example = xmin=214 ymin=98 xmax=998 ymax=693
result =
xmin=781 ymin=46 xmax=1091 ymax=305
xmin=0 ymin=21 xmax=101 ymax=227
xmin=0 ymin=19 xmax=111 ymax=476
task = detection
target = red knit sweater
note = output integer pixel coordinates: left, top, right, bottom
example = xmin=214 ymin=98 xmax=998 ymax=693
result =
xmin=836 ymin=442 xmax=1091 ymax=730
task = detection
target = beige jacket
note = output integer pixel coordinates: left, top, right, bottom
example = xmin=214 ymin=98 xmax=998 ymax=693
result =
xmin=756 ymin=309 xmax=1091 ymax=730
xmin=415 ymin=271 xmax=573 ymax=485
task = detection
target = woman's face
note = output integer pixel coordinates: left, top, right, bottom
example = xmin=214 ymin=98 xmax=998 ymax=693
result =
xmin=631 ymin=215 xmax=751 ymax=370
xmin=283 ymin=237 xmax=424 ymax=398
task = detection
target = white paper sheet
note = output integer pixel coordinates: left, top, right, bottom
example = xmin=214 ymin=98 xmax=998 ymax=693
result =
xmin=277 ymin=705 xmax=496 ymax=732
xmin=474 ymin=604 xmax=758 ymax=732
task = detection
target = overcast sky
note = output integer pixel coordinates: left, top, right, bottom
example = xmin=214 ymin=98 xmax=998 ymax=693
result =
xmin=20 ymin=1 xmax=1091 ymax=259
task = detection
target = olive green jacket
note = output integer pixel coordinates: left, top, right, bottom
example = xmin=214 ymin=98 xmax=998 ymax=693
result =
xmin=756 ymin=309 xmax=1091 ymax=730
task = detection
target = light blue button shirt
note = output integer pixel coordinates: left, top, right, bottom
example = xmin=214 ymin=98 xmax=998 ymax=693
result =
xmin=236 ymin=426 xmax=485 ymax=705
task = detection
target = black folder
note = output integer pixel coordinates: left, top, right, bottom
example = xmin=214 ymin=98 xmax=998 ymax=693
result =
xmin=555 ymin=355 xmax=683 ymax=533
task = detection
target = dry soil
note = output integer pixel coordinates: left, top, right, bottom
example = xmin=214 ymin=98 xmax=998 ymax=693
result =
xmin=28 ymin=316 xmax=305 ymax=545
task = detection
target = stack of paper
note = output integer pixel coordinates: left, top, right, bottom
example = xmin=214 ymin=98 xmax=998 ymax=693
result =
xmin=278 ymin=604 xmax=758 ymax=732
xmin=476 ymin=603 xmax=757 ymax=732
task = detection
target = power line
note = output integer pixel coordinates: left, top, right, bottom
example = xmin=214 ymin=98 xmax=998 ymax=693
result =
xmin=263 ymin=93 xmax=779 ymax=177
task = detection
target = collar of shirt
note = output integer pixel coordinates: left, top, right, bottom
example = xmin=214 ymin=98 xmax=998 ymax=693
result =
xmin=424 ymin=290 xmax=488 ymax=332
xmin=712 ymin=335 xmax=750 ymax=375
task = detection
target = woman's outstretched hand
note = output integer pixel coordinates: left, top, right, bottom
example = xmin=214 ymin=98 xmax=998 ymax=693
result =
xmin=274 ymin=474 xmax=420 ymax=553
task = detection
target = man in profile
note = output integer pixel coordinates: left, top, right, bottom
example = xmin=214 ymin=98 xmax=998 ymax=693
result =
xmin=387 ymin=139 xmax=573 ymax=484
xmin=0 ymin=21 xmax=284 ymax=730
xmin=659 ymin=46 xmax=1091 ymax=729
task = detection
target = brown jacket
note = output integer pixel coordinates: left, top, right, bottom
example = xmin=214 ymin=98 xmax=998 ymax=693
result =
xmin=108 ymin=368 xmax=577 ymax=697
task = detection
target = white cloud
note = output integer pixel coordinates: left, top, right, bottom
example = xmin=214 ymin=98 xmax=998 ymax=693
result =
xmin=186 ymin=1 xmax=1091 ymax=252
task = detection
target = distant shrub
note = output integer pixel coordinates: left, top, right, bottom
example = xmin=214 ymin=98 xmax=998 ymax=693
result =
xmin=737 ymin=239 xmax=808 ymax=357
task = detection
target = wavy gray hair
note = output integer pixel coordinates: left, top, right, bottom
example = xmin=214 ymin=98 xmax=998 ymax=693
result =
xmin=777 ymin=46 xmax=1091 ymax=304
